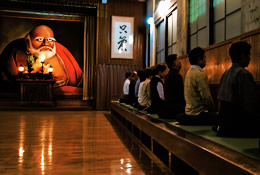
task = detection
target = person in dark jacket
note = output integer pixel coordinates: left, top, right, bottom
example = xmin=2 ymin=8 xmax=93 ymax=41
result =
xmin=127 ymin=71 xmax=138 ymax=105
xmin=148 ymin=64 xmax=168 ymax=114
xmin=214 ymin=41 xmax=260 ymax=137
xmin=160 ymin=54 xmax=185 ymax=119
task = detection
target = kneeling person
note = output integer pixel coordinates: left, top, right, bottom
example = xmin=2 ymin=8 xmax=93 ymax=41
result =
xmin=137 ymin=68 xmax=153 ymax=110
xmin=215 ymin=41 xmax=260 ymax=136
xmin=177 ymin=47 xmax=217 ymax=125
xmin=148 ymin=64 xmax=168 ymax=114
xmin=161 ymin=54 xmax=185 ymax=119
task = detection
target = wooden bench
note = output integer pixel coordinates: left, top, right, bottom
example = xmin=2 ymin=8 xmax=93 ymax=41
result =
xmin=110 ymin=101 xmax=260 ymax=175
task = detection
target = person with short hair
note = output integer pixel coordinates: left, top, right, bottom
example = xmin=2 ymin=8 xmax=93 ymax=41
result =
xmin=135 ymin=69 xmax=145 ymax=97
xmin=177 ymin=47 xmax=217 ymax=125
xmin=123 ymin=72 xmax=132 ymax=96
xmin=137 ymin=68 xmax=153 ymax=110
xmin=148 ymin=64 xmax=168 ymax=114
xmin=127 ymin=71 xmax=138 ymax=105
xmin=119 ymin=72 xmax=132 ymax=103
xmin=215 ymin=41 xmax=260 ymax=136
xmin=161 ymin=54 xmax=185 ymax=118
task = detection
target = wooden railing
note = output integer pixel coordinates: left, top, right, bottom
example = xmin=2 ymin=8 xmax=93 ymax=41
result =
xmin=111 ymin=101 xmax=260 ymax=175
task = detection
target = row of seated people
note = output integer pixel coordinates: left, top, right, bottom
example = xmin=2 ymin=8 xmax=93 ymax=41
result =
xmin=120 ymin=41 xmax=260 ymax=138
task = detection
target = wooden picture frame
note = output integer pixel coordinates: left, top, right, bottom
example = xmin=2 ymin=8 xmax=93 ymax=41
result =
xmin=111 ymin=16 xmax=134 ymax=59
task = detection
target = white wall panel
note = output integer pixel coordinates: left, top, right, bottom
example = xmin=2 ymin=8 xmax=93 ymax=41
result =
xmin=214 ymin=20 xmax=225 ymax=43
xmin=226 ymin=11 xmax=241 ymax=39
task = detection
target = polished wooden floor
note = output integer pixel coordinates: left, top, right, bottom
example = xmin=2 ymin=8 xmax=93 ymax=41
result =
xmin=0 ymin=111 xmax=171 ymax=175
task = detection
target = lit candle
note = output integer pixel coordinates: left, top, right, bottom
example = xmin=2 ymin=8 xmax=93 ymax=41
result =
xmin=18 ymin=64 xmax=25 ymax=72
xmin=39 ymin=55 xmax=46 ymax=75
xmin=18 ymin=64 xmax=24 ymax=78
xmin=48 ymin=66 xmax=53 ymax=73
xmin=48 ymin=65 xmax=53 ymax=78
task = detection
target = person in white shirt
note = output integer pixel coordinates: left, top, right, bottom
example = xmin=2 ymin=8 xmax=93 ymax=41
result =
xmin=123 ymin=72 xmax=131 ymax=95
xmin=137 ymin=68 xmax=153 ymax=110
xmin=119 ymin=72 xmax=131 ymax=103
xmin=135 ymin=69 xmax=145 ymax=97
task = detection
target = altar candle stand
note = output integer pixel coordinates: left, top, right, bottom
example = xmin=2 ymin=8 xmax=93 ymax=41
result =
xmin=39 ymin=55 xmax=46 ymax=78
xmin=18 ymin=64 xmax=24 ymax=78
xmin=48 ymin=65 xmax=53 ymax=79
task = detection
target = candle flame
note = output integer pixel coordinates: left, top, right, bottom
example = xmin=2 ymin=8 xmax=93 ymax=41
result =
xmin=18 ymin=66 xmax=25 ymax=72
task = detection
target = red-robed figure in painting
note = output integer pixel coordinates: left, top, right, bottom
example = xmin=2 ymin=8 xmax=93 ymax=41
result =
xmin=0 ymin=25 xmax=83 ymax=93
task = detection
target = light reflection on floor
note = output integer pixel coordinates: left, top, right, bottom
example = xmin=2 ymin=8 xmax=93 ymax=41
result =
xmin=0 ymin=111 xmax=170 ymax=175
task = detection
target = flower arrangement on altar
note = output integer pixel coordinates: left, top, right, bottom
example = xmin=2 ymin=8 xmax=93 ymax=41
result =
xmin=26 ymin=54 xmax=35 ymax=73
xmin=18 ymin=54 xmax=53 ymax=79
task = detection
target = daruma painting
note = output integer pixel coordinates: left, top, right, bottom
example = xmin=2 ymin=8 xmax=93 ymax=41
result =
xmin=0 ymin=21 xmax=84 ymax=95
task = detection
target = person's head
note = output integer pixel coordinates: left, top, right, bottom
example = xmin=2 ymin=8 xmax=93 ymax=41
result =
xmin=229 ymin=41 xmax=251 ymax=68
xmin=137 ymin=69 xmax=146 ymax=82
xmin=155 ymin=64 xmax=168 ymax=79
xmin=144 ymin=68 xmax=153 ymax=79
xmin=188 ymin=47 xmax=206 ymax=68
xmin=131 ymin=71 xmax=138 ymax=80
xmin=165 ymin=54 xmax=181 ymax=70
xmin=25 ymin=25 xmax=56 ymax=59
xmin=125 ymin=72 xmax=131 ymax=79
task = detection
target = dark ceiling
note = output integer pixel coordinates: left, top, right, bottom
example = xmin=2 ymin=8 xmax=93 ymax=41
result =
xmin=0 ymin=0 xmax=99 ymax=15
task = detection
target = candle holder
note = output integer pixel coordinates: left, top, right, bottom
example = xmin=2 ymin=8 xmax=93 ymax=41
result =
xmin=39 ymin=54 xmax=46 ymax=79
xmin=41 ymin=61 xmax=44 ymax=75
xmin=48 ymin=65 xmax=53 ymax=79
xmin=18 ymin=64 xmax=24 ymax=78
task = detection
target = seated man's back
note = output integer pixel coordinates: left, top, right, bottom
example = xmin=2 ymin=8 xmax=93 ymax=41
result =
xmin=217 ymin=41 xmax=260 ymax=137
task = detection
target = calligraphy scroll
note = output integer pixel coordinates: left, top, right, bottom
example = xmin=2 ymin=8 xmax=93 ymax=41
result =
xmin=111 ymin=16 xmax=134 ymax=59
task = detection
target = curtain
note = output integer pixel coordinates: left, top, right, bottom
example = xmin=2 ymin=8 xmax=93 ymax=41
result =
xmin=83 ymin=16 xmax=96 ymax=100
xmin=96 ymin=64 xmax=143 ymax=110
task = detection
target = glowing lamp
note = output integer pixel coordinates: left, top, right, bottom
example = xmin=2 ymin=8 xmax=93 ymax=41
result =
xmin=18 ymin=64 xmax=25 ymax=72
xmin=18 ymin=64 xmax=24 ymax=78
xmin=147 ymin=17 xmax=153 ymax=25
xmin=158 ymin=0 xmax=168 ymax=17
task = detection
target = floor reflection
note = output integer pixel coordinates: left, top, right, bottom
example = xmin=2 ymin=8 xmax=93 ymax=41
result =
xmin=39 ymin=119 xmax=54 ymax=175
xmin=18 ymin=118 xmax=25 ymax=167
xmin=0 ymin=111 xmax=169 ymax=175
xmin=105 ymin=114 xmax=173 ymax=175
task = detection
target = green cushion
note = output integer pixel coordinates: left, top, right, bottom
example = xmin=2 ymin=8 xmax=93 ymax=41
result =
xmin=170 ymin=123 xmax=260 ymax=160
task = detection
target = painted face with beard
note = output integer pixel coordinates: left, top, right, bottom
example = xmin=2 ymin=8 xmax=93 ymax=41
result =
xmin=27 ymin=25 xmax=57 ymax=59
